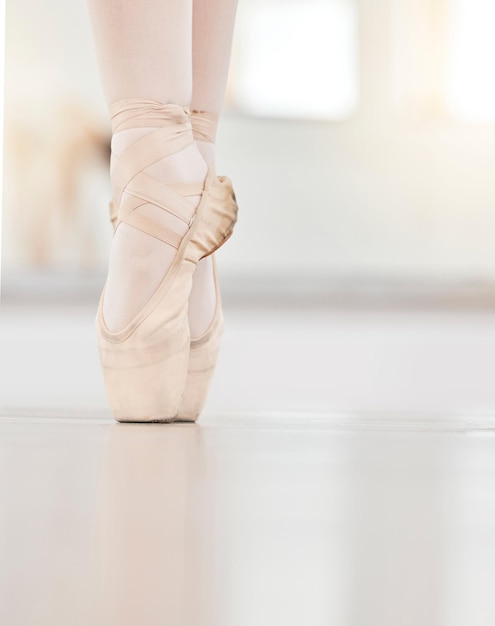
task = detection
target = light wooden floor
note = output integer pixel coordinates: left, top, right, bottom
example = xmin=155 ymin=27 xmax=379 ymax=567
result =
xmin=2 ymin=303 xmax=495 ymax=625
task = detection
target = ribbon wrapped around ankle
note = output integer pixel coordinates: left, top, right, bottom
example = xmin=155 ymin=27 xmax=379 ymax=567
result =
xmin=190 ymin=110 xmax=218 ymax=143
xmin=110 ymin=98 xmax=192 ymax=134
xmin=108 ymin=99 xmax=196 ymax=209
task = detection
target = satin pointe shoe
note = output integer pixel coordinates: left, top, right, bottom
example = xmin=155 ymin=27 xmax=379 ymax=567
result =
xmin=96 ymin=99 xmax=238 ymax=423
xmin=178 ymin=252 xmax=224 ymax=421
xmin=177 ymin=110 xmax=229 ymax=422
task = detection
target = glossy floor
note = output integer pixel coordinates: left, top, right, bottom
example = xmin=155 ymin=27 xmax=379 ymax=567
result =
xmin=2 ymin=304 xmax=495 ymax=625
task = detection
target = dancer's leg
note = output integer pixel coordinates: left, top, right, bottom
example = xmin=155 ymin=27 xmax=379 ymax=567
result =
xmin=188 ymin=0 xmax=239 ymax=337
xmin=87 ymin=0 xmax=207 ymax=331
xmin=87 ymin=0 xmax=193 ymax=106
xmin=191 ymin=0 xmax=239 ymax=146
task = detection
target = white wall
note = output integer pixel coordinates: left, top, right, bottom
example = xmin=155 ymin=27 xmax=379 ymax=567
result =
xmin=4 ymin=0 xmax=495 ymax=285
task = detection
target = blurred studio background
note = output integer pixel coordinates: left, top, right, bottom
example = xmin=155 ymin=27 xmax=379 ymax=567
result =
xmin=3 ymin=0 xmax=495 ymax=415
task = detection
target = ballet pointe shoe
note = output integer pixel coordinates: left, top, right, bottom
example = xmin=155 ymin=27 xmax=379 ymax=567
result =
xmin=96 ymin=99 xmax=238 ymax=423
xmin=176 ymin=109 xmax=230 ymax=421
xmin=178 ymin=254 xmax=224 ymax=421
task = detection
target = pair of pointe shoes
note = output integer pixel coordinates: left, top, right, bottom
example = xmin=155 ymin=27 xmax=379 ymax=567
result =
xmin=95 ymin=99 xmax=238 ymax=423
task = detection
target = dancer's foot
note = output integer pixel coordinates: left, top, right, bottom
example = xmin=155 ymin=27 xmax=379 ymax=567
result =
xmin=177 ymin=110 xmax=238 ymax=421
xmin=103 ymin=114 xmax=207 ymax=332
xmin=95 ymin=99 xmax=238 ymax=423
xmin=187 ymin=137 xmax=217 ymax=338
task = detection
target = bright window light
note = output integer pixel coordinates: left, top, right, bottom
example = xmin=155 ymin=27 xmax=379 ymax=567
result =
xmin=235 ymin=0 xmax=359 ymax=121
xmin=446 ymin=0 xmax=495 ymax=122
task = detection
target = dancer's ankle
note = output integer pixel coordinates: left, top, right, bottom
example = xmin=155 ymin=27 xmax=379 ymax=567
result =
xmin=195 ymin=138 xmax=215 ymax=168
